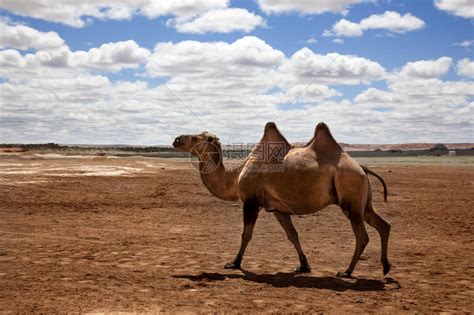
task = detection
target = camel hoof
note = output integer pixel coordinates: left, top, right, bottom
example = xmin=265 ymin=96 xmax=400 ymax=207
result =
xmin=224 ymin=262 xmax=241 ymax=270
xmin=336 ymin=271 xmax=352 ymax=278
xmin=383 ymin=262 xmax=392 ymax=275
xmin=295 ymin=265 xmax=311 ymax=273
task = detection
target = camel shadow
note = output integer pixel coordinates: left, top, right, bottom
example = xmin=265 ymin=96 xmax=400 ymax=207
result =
xmin=173 ymin=270 xmax=401 ymax=292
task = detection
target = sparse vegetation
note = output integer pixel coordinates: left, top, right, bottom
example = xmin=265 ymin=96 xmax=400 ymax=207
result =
xmin=0 ymin=143 xmax=64 ymax=150
xmin=1 ymin=143 xmax=473 ymax=157
xmin=0 ymin=143 xmax=176 ymax=153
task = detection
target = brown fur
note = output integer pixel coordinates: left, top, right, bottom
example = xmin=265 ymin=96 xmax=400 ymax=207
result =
xmin=173 ymin=122 xmax=392 ymax=277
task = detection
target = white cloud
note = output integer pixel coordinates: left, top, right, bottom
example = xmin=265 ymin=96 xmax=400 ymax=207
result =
xmin=257 ymin=0 xmax=364 ymax=15
xmin=389 ymin=79 xmax=474 ymax=99
xmin=357 ymin=56 xmax=473 ymax=110
xmin=457 ymin=58 xmax=474 ymax=78
xmin=1 ymin=32 xmax=472 ymax=144
xmin=0 ymin=40 xmax=150 ymax=77
xmin=397 ymin=57 xmax=452 ymax=79
xmin=434 ymin=0 xmax=474 ymax=18
xmin=306 ymin=37 xmax=317 ymax=44
xmin=147 ymin=36 xmax=284 ymax=78
xmin=354 ymin=87 xmax=401 ymax=104
xmin=333 ymin=38 xmax=344 ymax=44
xmin=359 ymin=11 xmax=425 ymax=32
xmin=0 ymin=49 xmax=25 ymax=68
xmin=0 ymin=21 xmax=64 ymax=50
xmin=74 ymin=40 xmax=150 ymax=71
xmin=144 ymin=36 xmax=285 ymax=124
xmin=453 ymin=40 xmax=474 ymax=49
xmin=332 ymin=19 xmax=363 ymax=37
xmin=358 ymin=98 xmax=470 ymax=141
xmin=277 ymin=47 xmax=386 ymax=85
xmin=0 ymin=0 xmax=229 ymax=27
xmin=355 ymin=79 xmax=474 ymax=112
xmin=0 ymin=0 xmax=265 ymax=34
xmin=146 ymin=37 xmax=385 ymax=111
xmin=140 ymin=0 xmax=228 ymax=18
xmin=167 ymin=8 xmax=266 ymax=34
xmin=354 ymin=78 xmax=474 ymax=144
xmin=325 ymin=11 xmax=425 ymax=37
xmin=0 ymin=0 xmax=140 ymax=27
xmin=275 ymin=84 xmax=341 ymax=105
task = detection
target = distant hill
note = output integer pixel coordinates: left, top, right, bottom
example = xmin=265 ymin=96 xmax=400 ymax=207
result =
xmin=339 ymin=143 xmax=474 ymax=151
xmin=1 ymin=142 xmax=473 ymax=153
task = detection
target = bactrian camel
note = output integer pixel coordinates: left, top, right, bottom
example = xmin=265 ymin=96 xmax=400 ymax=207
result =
xmin=173 ymin=122 xmax=391 ymax=277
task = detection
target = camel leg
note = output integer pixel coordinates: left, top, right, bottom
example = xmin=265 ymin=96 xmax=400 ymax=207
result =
xmin=224 ymin=200 xmax=260 ymax=270
xmin=364 ymin=203 xmax=391 ymax=275
xmin=337 ymin=213 xmax=369 ymax=278
xmin=273 ymin=212 xmax=311 ymax=273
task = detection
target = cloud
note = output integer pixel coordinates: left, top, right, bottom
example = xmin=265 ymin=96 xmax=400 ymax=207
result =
xmin=453 ymin=40 xmax=474 ymax=49
xmin=277 ymin=47 xmax=386 ymax=85
xmin=325 ymin=11 xmax=425 ymax=37
xmin=457 ymin=58 xmax=474 ymax=78
xmin=257 ymin=0 xmax=364 ymax=15
xmin=0 ymin=1 xmax=265 ymax=34
xmin=274 ymin=84 xmax=342 ymax=105
xmin=397 ymin=57 xmax=452 ymax=79
xmin=356 ymin=57 xmax=473 ymax=111
xmin=145 ymin=36 xmax=285 ymax=122
xmin=74 ymin=40 xmax=150 ymax=71
xmin=0 ymin=49 xmax=25 ymax=68
xmin=167 ymin=8 xmax=266 ymax=34
xmin=434 ymin=0 xmax=474 ymax=18
xmin=354 ymin=77 xmax=474 ymax=143
xmin=0 ymin=20 xmax=64 ymax=50
xmin=143 ymin=37 xmax=387 ymax=136
xmin=147 ymin=36 xmax=284 ymax=78
xmin=355 ymin=79 xmax=474 ymax=112
xmin=0 ymin=0 xmax=229 ymax=27
xmin=354 ymin=87 xmax=401 ymax=105
xmin=328 ymin=19 xmax=363 ymax=37
xmin=332 ymin=38 xmax=344 ymax=44
xmin=0 ymin=40 xmax=150 ymax=78
xmin=0 ymin=0 xmax=139 ymax=27
xmin=306 ymin=37 xmax=317 ymax=44
xmin=1 ymin=31 xmax=472 ymax=144
xmin=140 ymin=0 xmax=228 ymax=18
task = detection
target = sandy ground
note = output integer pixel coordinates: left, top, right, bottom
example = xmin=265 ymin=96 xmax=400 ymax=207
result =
xmin=0 ymin=154 xmax=473 ymax=313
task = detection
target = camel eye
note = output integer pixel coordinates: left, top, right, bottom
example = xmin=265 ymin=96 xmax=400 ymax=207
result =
xmin=207 ymin=136 xmax=213 ymax=142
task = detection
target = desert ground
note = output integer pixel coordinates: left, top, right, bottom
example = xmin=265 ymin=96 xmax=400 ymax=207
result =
xmin=0 ymin=153 xmax=473 ymax=313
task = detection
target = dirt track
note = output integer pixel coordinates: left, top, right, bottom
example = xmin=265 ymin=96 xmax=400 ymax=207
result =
xmin=0 ymin=155 xmax=473 ymax=313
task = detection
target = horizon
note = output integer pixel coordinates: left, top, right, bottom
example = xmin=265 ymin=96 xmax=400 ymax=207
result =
xmin=2 ymin=141 xmax=473 ymax=147
xmin=0 ymin=0 xmax=473 ymax=145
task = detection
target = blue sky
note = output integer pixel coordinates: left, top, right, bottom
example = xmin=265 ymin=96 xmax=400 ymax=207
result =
xmin=0 ymin=0 xmax=473 ymax=144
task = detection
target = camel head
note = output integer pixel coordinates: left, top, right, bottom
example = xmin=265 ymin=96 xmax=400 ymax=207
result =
xmin=173 ymin=131 xmax=221 ymax=157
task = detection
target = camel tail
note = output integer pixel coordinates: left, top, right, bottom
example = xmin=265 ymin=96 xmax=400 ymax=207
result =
xmin=361 ymin=165 xmax=388 ymax=202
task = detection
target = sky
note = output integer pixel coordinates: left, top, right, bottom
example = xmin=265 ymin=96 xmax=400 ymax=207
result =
xmin=0 ymin=0 xmax=473 ymax=145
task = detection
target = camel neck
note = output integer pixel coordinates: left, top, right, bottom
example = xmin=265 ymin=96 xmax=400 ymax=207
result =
xmin=198 ymin=149 xmax=239 ymax=201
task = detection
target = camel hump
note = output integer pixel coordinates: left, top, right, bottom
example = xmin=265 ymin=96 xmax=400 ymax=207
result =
xmin=261 ymin=122 xmax=290 ymax=146
xmin=315 ymin=122 xmax=330 ymax=135
xmin=311 ymin=122 xmax=343 ymax=159
xmin=265 ymin=121 xmax=277 ymax=131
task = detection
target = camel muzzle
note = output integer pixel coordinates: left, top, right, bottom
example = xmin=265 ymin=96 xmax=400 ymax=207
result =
xmin=173 ymin=137 xmax=183 ymax=148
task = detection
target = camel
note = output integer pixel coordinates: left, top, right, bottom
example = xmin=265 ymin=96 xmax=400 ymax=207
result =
xmin=173 ymin=122 xmax=391 ymax=277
